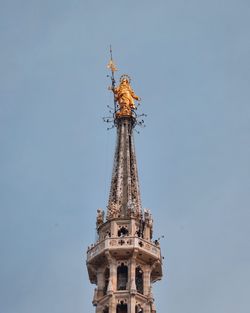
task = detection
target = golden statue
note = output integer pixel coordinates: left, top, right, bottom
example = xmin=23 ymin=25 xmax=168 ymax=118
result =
xmin=112 ymin=75 xmax=141 ymax=117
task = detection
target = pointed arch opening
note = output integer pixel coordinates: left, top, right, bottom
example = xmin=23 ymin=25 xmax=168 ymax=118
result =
xmin=117 ymin=263 xmax=128 ymax=290
xmin=136 ymin=266 xmax=144 ymax=294
xmin=116 ymin=302 xmax=127 ymax=313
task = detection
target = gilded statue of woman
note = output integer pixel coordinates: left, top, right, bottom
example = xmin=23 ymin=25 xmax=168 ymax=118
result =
xmin=112 ymin=75 xmax=141 ymax=117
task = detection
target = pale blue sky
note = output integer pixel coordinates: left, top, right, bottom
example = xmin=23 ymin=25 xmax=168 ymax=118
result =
xmin=0 ymin=1 xmax=250 ymax=313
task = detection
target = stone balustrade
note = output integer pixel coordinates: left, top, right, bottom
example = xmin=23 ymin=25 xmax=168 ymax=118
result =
xmin=87 ymin=236 xmax=161 ymax=262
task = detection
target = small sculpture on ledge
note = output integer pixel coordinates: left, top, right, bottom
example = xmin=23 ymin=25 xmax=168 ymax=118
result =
xmin=144 ymin=208 xmax=153 ymax=239
xmin=144 ymin=209 xmax=153 ymax=225
xmin=96 ymin=209 xmax=104 ymax=228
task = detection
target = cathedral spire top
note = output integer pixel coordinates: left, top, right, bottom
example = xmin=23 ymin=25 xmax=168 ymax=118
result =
xmin=106 ymin=49 xmax=143 ymax=220
xmin=107 ymin=115 xmax=142 ymax=220
xmin=86 ymin=55 xmax=163 ymax=313
xmin=107 ymin=46 xmax=141 ymax=121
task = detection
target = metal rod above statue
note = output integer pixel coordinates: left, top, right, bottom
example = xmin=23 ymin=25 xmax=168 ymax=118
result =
xmin=107 ymin=45 xmax=118 ymax=114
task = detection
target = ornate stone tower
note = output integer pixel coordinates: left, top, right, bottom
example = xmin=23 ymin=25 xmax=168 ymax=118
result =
xmin=86 ymin=57 xmax=163 ymax=313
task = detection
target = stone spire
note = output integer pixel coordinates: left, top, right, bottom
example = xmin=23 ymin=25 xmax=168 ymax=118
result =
xmin=86 ymin=61 xmax=163 ymax=313
xmin=107 ymin=116 xmax=142 ymax=221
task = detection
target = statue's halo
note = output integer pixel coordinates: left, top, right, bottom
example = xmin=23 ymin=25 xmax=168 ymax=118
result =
xmin=120 ymin=74 xmax=131 ymax=83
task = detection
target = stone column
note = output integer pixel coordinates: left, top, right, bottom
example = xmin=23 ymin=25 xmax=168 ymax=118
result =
xmin=143 ymin=265 xmax=151 ymax=296
xmin=143 ymin=225 xmax=151 ymax=241
xmin=130 ymin=219 xmax=136 ymax=237
xmin=129 ymin=295 xmax=136 ymax=313
xmin=107 ymin=257 xmax=117 ymax=313
xmin=97 ymin=268 xmax=105 ymax=298
xmin=130 ymin=251 xmax=137 ymax=293
xmin=111 ymin=220 xmax=117 ymax=237
xmin=105 ymin=251 xmax=117 ymax=295
xmin=109 ymin=296 xmax=116 ymax=313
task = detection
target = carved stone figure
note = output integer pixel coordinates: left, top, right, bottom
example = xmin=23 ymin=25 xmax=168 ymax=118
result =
xmin=144 ymin=208 xmax=153 ymax=239
xmin=96 ymin=209 xmax=104 ymax=227
xmin=144 ymin=209 xmax=153 ymax=225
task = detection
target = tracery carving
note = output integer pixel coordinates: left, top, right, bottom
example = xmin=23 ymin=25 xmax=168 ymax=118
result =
xmin=117 ymin=299 xmax=128 ymax=305
xmin=107 ymin=202 xmax=119 ymax=220
xmin=107 ymin=118 xmax=142 ymax=220
xmin=118 ymin=226 xmax=129 ymax=237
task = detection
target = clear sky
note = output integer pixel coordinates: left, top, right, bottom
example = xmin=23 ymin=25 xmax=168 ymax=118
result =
xmin=0 ymin=0 xmax=250 ymax=312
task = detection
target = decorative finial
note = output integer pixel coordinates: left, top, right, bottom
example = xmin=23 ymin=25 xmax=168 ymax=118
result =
xmin=107 ymin=45 xmax=117 ymax=73
xmin=107 ymin=45 xmax=118 ymax=114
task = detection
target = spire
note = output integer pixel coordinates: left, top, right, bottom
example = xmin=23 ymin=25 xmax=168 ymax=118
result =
xmin=106 ymin=53 xmax=142 ymax=220
xmin=107 ymin=116 xmax=142 ymax=220
xmin=86 ymin=53 xmax=163 ymax=313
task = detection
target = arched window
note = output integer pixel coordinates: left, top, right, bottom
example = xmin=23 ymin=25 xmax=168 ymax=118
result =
xmin=136 ymin=266 xmax=144 ymax=294
xmin=103 ymin=267 xmax=110 ymax=295
xmin=116 ymin=302 xmax=127 ymax=313
xmin=118 ymin=227 xmax=129 ymax=237
xmin=117 ymin=263 xmax=128 ymax=290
